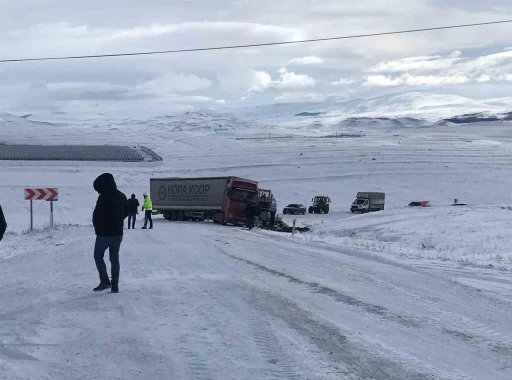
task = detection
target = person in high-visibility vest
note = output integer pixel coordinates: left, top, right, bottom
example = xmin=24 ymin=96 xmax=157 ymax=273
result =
xmin=141 ymin=192 xmax=153 ymax=229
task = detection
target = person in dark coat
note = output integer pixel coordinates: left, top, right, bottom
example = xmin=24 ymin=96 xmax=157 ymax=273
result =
xmin=92 ymin=173 xmax=128 ymax=293
xmin=252 ymin=202 xmax=261 ymax=228
xmin=126 ymin=194 xmax=139 ymax=229
xmin=270 ymin=197 xmax=277 ymax=227
xmin=0 ymin=205 xmax=6 ymax=242
xmin=244 ymin=201 xmax=254 ymax=230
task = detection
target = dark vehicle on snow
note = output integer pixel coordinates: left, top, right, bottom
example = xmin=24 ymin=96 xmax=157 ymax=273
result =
xmin=309 ymin=196 xmax=331 ymax=214
xmin=283 ymin=204 xmax=306 ymax=215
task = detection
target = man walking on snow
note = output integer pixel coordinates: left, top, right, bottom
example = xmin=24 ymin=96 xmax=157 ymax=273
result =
xmin=127 ymin=194 xmax=139 ymax=229
xmin=0 ymin=204 xmax=7 ymax=242
xmin=92 ymin=173 xmax=128 ymax=293
xmin=142 ymin=192 xmax=153 ymax=229
xmin=244 ymin=200 xmax=254 ymax=230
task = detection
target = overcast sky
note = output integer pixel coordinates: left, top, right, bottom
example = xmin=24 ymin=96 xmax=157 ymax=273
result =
xmin=1 ymin=0 xmax=512 ymax=117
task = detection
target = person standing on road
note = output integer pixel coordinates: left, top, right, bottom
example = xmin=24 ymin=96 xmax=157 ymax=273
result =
xmin=252 ymin=201 xmax=261 ymax=229
xmin=260 ymin=209 xmax=270 ymax=229
xmin=270 ymin=198 xmax=277 ymax=228
xmin=142 ymin=192 xmax=153 ymax=229
xmin=0 ymin=204 xmax=7 ymax=242
xmin=127 ymin=194 xmax=139 ymax=229
xmin=244 ymin=201 xmax=254 ymax=230
xmin=92 ymin=173 xmax=128 ymax=293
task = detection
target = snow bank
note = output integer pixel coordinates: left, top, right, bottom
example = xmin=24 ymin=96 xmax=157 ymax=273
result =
xmin=302 ymin=206 xmax=512 ymax=270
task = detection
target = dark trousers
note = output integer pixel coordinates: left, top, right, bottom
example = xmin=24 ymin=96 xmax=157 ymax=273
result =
xmin=127 ymin=213 xmax=136 ymax=229
xmin=143 ymin=210 xmax=153 ymax=228
xmin=94 ymin=235 xmax=122 ymax=284
xmin=246 ymin=216 xmax=254 ymax=230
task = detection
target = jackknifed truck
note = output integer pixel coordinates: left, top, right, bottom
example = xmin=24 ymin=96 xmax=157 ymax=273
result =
xmin=150 ymin=176 xmax=258 ymax=225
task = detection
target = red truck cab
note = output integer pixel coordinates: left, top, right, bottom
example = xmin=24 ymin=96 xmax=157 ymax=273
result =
xmin=219 ymin=177 xmax=259 ymax=225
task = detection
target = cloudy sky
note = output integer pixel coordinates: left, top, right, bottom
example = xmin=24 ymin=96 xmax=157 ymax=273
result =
xmin=1 ymin=0 xmax=512 ymax=117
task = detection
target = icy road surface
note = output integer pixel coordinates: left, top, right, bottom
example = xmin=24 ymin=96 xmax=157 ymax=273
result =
xmin=1 ymin=222 xmax=511 ymax=380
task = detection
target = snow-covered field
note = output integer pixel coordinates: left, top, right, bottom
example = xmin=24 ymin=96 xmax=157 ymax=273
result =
xmin=295 ymin=205 xmax=512 ymax=270
xmin=1 ymin=93 xmax=512 ymax=379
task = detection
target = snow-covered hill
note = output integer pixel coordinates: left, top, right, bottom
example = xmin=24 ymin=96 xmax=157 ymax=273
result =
xmin=228 ymin=91 xmax=512 ymax=126
xmin=2 ymin=92 xmax=512 ymax=146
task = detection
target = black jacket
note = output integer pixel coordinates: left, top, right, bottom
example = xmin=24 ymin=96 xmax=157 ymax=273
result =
xmin=0 ymin=205 xmax=6 ymax=241
xmin=127 ymin=197 xmax=140 ymax=215
xmin=244 ymin=203 xmax=253 ymax=218
xmin=92 ymin=173 xmax=128 ymax=236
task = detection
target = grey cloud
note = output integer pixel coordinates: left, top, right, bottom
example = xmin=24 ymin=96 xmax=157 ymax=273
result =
xmin=1 ymin=0 xmax=512 ymax=114
xmin=0 ymin=61 xmax=153 ymax=87
xmin=0 ymin=0 xmax=235 ymax=30
xmin=427 ymin=0 xmax=512 ymax=12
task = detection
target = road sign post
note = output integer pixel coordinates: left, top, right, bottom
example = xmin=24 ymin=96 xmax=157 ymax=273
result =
xmin=30 ymin=200 xmax=33 ymax=231
xmin=25 ymin=188 xmax=58 ymax=231
xmin=50 ymin=200 xmax=54 ymax=227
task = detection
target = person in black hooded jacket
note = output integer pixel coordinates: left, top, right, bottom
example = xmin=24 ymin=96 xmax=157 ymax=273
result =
xmin=92 ymin=173 xmax=128 ymax=293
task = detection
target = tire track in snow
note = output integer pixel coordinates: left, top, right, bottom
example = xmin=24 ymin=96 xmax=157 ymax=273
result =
xmin=126 ymin=231 xmax=305 ymax=380
xmin=216 ymin=287 xmax=304 ymax=380
xmin=338 ymin=262 xmax=512 ymax=358
xmin=228 ymin=232 xmax=512 ymax=359
xmin=238 ymin=284 xmax=451 ymax=380
xmin=215 ymin=238 xmax=512 ymax=365
xmin=125 ymin=232 xmax=218 ymax=380
xmin=214 ymin=242 xmax=417 ymax=328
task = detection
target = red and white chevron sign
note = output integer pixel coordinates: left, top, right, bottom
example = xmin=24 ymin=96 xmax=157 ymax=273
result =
xmin=25 ymin=188 xmax=58 ymax=201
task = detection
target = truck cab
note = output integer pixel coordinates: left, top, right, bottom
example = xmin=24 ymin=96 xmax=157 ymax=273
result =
xmin=225 ymin=182 xmax=259 ymax=223
xmin=351 ymin=198 xmax=369 ymax=213
xmin=258 ymin=189 xmax=273 ymax=212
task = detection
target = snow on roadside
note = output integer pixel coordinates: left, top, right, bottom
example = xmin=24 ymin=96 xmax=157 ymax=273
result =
xmin=300 ymin=206 xmax=512 ymax=270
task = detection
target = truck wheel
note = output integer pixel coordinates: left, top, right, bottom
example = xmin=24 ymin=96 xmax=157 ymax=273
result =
xmin=170 ymin=211 xmax=177 ymax=221
xmin=162 ymin=211 xmax=170 ymax=221
xmin=177 ymin=211 xmax=185 ymax=221
xmin=308 ymin=207 xmax=313 ymax=214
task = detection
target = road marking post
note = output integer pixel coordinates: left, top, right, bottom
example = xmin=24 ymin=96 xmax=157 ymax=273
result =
xmin=292 ymin=219 xmax=296 ymax=236
xmin=49 ymin=200 xmax=54 ymax=227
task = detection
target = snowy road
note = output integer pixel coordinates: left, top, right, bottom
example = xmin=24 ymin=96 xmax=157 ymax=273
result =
xmin=1 ymin=221 xmax=511 ymax=380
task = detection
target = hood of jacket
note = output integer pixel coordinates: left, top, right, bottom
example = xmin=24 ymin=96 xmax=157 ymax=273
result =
xmin=93 ymin=173 xmax=117 ymax=194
